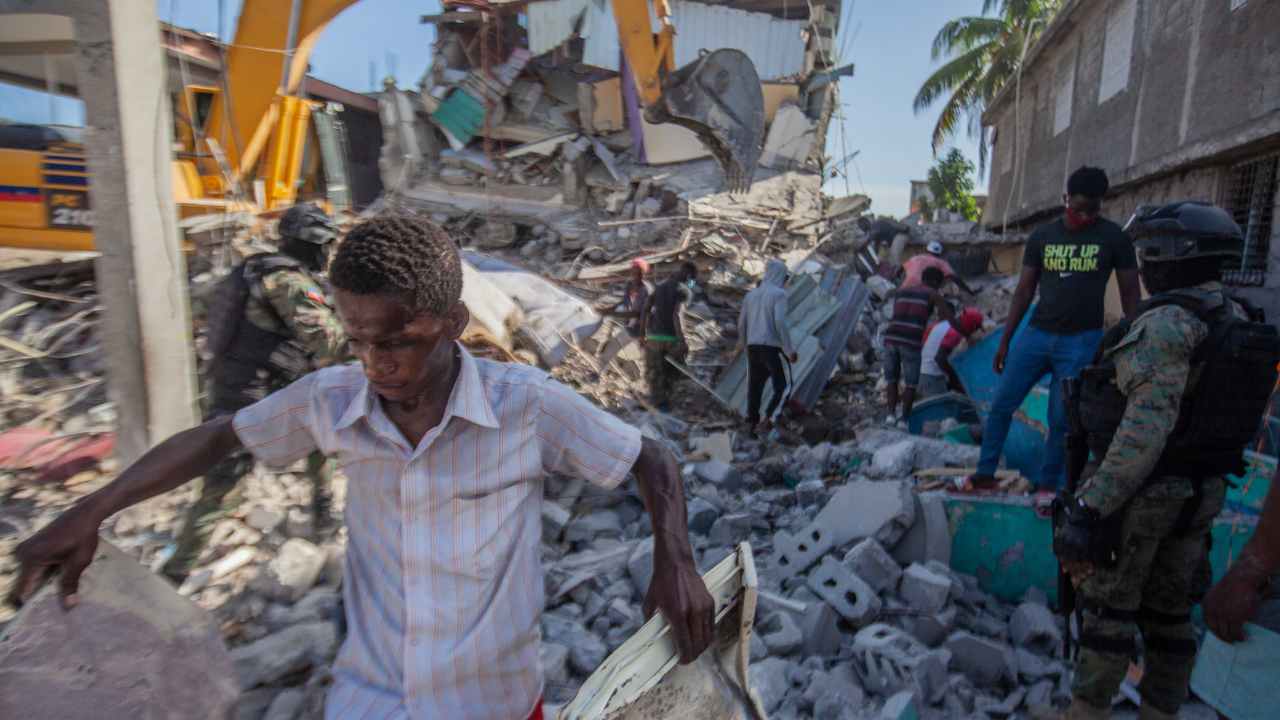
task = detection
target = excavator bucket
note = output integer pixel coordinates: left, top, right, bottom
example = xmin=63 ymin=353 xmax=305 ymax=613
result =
xmin=645 ymin=49 xmax=766 ymax=193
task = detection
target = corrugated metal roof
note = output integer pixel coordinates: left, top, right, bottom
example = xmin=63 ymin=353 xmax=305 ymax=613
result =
xmin=525 ymin=0 xmax=805 ymax=79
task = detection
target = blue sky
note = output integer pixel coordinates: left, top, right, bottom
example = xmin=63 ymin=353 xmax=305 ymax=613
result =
xmin=1 ymin=0 xmax=989 ymax=218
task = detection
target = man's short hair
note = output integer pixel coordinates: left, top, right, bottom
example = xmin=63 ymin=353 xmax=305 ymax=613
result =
xmin=329 ymin=213 xmax=462 ymax=316
xmin=922 ymin=266 xmax=945 ymax=287
xmin=680 ymin=261 xmax=698 ymax=277
xmin=1067 ymin=166 xmax=1110 ymax=200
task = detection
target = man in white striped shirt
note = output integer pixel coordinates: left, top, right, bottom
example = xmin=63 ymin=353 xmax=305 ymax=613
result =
xmin=13 ymin=215 xmax=715 ymax=720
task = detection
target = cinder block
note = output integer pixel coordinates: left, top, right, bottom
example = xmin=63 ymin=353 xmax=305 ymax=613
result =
xmin=899 ymin=563 xmax=952 ymax=615
xmin=1009 ymin=602 xmax=1063 ymax=653
xmin=843 ymin=538 xmax=903 ymax=593
xmin=779 ymin=596 xmax=843 ymax=658
xmin=806 ymin=556 xmax=882 ymax=627
xmin=813 ymin=479 xmax=916 ymax=548
xmin=761 ymin=608 xmax=803 ymax=655
xmin=944 ymin=631 xmax=1012 ymax=687
xmin=773 ymin=522 xmax=836 ymax=578
xmin=709 ymin=513 xmax=753 ymax=545
xmin=903 ymin=605 xmax=956 ymax=647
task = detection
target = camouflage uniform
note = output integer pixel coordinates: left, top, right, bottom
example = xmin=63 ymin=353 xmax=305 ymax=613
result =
xmin=164 ymin=265 xmax=348 ymax=582
xmin=644 ymin=339 xmax=681 ymax=408
xmin=1067 ymin=281 xmax=1228 ymax=716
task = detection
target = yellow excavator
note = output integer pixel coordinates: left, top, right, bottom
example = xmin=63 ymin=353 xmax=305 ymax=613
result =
xmin=0 ymin=0 xmax=766 ymax=253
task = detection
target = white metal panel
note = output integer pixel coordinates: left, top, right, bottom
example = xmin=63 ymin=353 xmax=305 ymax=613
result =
xmin=1098 ymin=0 xmax=1137 ymax=104
xmin=526 ymin=0 xmax=591 ymax=56
xmin=668 ymin=1 xmax=805 ymax=81
xmin=1053 ymin=49 xmax=1075 ymax=136
xmin=581 ymin=0 xmax=623 ymax=71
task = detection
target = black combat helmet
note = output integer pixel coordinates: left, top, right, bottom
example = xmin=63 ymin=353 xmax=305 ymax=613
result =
xmin=277 ymin=203 xmax=338 ymax=245
xmin=1123 ymin=201 xmax=1243 ymax=263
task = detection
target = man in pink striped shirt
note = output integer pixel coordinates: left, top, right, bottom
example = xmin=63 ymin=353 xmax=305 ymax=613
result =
xmin=12 ymin=215 xmax=715 ymax=720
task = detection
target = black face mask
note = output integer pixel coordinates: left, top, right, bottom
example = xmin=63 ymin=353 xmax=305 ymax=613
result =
xmin=1140 ymin=260 xmax=1223 ymax=295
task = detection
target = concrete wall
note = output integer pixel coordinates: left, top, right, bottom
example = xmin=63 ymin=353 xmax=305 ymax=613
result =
xmin=982 ymin=0 xmax=1280 ymax=231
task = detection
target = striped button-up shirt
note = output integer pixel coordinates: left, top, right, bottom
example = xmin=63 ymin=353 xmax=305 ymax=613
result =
xmin=233 ymin=345 xmax=643 ymax=720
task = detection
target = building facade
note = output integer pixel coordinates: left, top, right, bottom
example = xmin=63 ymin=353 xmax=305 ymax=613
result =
xmin=981 ymin=0 xmax=1280 ymax=315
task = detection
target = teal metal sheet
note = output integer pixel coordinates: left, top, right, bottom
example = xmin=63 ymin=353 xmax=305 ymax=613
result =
xmin=431 ymin=88 xmax=485 ymax=146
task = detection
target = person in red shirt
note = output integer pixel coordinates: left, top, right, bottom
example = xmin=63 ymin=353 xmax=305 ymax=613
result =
xmin=918 ymin=308 xmax=985 ymax=399
xmin=901 ymin=241 xmax=976 ymax=295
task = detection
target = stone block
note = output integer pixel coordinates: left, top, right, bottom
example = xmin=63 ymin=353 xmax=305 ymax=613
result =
xmin=0 ymin=541 xmax=238 ymax=718
xmin=686 ymin=497 xmax=720 ymax=536
xmin=903 ymin=605 xmax=956 ymax=648
xmin=543 ymin=614 xmax=607 ymax=675
xmin=249 ymin=537 xmax=328 ymax=604
xmin=899 ymin=563 xmax=952 ymax=615
xmin=780 ymin=599 xmax=843 ymax=658
xmin=813 ymin=479 xmax=916 ymax=548
xmin=843 ymin=538 xmax=903 ymax=593
xmin=807 ymin=556 xmax=882 ymax=627
xmin=773 ymin=523 xmax=836 ymax=578
xmin=761 ymin=607 xmax=803 ymax=655
xmin=693 ymin=457 xmax=743 ymax=491
xmin=626 ymin=537 xmax=655 ymax=596
xmin=231 ymin=621 xmax=338 ymax=689
xmin=708 ymin=513 xmax=753 ymax=545
xmin=890 ymin=494 xmax=952 ymax=566
xmin=1009 ymin=602 xmax=1062 ymax=653
xmin=542 ymin=500 xmax=571 ymax=543
xmin=539 ymin=642 xmax=571 ymax=687
xmin=944 ymin=631 xmax=1012 ymax=687
xmin=795 ymin=478 xmax=828 ymax=507
xmin=564 ymin=509 xmax=622 ymax=544
xmin=749 ymin=658 xmax=793 ymax=713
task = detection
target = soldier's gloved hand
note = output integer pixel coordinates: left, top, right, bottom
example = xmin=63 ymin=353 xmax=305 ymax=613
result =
xmin=1054 ymin=500 xmax=1102 ymax=564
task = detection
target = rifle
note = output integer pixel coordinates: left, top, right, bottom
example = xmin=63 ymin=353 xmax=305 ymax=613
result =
xmin=1058 ymin=376 xmax=1089 ymax=661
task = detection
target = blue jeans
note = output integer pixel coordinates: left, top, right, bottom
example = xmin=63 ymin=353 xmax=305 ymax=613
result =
xmin=976 ymin=325 xmax=1104 ymax=491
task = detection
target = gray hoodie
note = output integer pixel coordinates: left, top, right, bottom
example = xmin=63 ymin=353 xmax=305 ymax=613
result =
xmin=738 ymin=259 xmax=794 ymax=355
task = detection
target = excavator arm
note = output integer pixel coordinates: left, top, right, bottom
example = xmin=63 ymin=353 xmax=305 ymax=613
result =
xmin=610 ymin=0 xmax=766 ymax=191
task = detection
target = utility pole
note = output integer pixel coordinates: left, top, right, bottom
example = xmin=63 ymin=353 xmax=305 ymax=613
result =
xmin=70 ymin=0 xmax=199 ymax=464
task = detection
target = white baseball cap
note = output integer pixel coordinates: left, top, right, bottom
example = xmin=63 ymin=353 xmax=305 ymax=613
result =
xmin=927 ymin=240 xmax=944 ymax=255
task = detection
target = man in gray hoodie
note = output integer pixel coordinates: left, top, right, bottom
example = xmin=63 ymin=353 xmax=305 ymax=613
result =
xmin=737 ymin=259 xmax=799 ymax=435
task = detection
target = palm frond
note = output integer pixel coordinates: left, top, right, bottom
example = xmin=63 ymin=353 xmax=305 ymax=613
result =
xmin=931 ymin=17 xmax=1007 ymax=59
xmin=913 ymin=44 xmax=995 ymax=113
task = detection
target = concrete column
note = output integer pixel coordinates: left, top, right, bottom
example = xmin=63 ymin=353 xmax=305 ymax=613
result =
xmin=70 ymin=0 xmax=198 ymax=464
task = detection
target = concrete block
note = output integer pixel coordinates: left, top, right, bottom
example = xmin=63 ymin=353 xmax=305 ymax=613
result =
xmin=813 ymin=479 xmax=916 ymax=548
xmin=899 ymin=563 xmax=952 ymax=615
xmin=915 ymin=649 xmax=951 ymax=705
xmin=903 ymin=605 xmax=956 ymax=648
xmin=750 ymin=630 xmax=769 ymax=661
xmin=761 ymin=607 xmax=803 ymax=655
xmin=870 ymin=440 xmax=917 ymax=477
xmin=944 ymin=631 xmax=1011 ymax=687
xmin=749 ymin=658 xmax=793 ymax=713
xmin=539 ymin=642 xmax=571 ymax=687
xmin=807 ymin=556 xmax=882 ymax=627
xmin=695 ymin=432 xmax=733 ymax=463
xmin=890 ymin=494 xmax=952 ymax=566
xmin=773 ymin=523 xmax=836 ymax=578
xmin=843 ymin=538 xmax=902 ymax=593
xmin=795 ymin=478 xmax=828 ymax=507
xmin=779 ymin=599 xmax=843 ymax=658
xmin=0 ymin=541 xmax=238 ymax=718
xmin=708 ymin=513 xmax=753 ymax=545
xmin=564 ymin=508 xmax=622 ymax=544
xmin=249 ymin=538 xmax=328 ymax=604
xmin=1015 ymin=647 xmax=1064 ymax=680
xmin=542 ymin=614 xmax=607 ymax=675
xmin=879 ymin=690 xmax=918 ymax=720
xmin=693 ymin=457 xmax=742 ymax=491
xmin=231 ymin=621 xmax=338 ymax=689
xmin=1009 ymin=602 xmax=1062 ymax=653
xmin=626 ymin=536 xmax=655 ymax=596
xmin=686 ymin=497 xmax=720 ymax=536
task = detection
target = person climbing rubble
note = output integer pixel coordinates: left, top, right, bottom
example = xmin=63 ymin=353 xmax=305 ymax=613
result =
xmin=639 ymin=261 xmax=698 ymax=410
xmin=1053 ymin=202 xmax=1279 ymax=720
xmin=918 ymin=307 xmax=984 ymax=399
xmin=858 ymin=215 xmax=910 ymax=279
xmin=735 ymin=258 xmax=798 ymax=437
xmin=165 ymin=203 xmax=349 ymax=583
xmin=11 ymin=215 xmax=715 ymax=720
xmin=961 ymin=167 xmax=1141 ymax=506
xmin=594 ymin=259 xmax=652 ymax=370
xmin=901 ymin=240 xmax=976 ymax=296
xmin=881 ymin=266 xmax=966 ymax=430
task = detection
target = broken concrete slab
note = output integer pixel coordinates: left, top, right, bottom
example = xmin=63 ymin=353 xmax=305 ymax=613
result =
xmin=807 ymin=556 xmax=882 ymax=627
xmin=543 ymin=613 xmax=607 ymax=676
xmin=626 ymin=537 xmax=655 ymax=596
xmin=540 ymin=642 xmax=571 ymax=688
xmin=843 ymin=538 xmax=903 ymax=594
xmin=778 ymin=597 xmax=843 ymax=658
xmin=708 ymin=513 xmax=753 ymax=545
xmin=902 ymin=604 xmax=957 ymax=648
xmin=812 ymin=479 xmax=916 ymax=548
xmin=803 ymin=669 xmax=865 ymax=709
xmin=899 ymin=563 xmax=953 ymax=615
xmin=761 ymin=607 xmax=803 ymax=655
xmin=856 ymin=428 xmax=981 ymax=473
xmin=870 ymin=440 xmax=917 ymax=477
xmin=231 ymin=621 xmax=339 ymax=690
xmin=0 ymin=540 xmax=238 ymax=718
xmin=749 ymin=658 xmax=793 ymax=714
xmin=564 ymin=508 xmax=623 ymax=544
xmin=944 ymin=631 xmax=1014 ymax=687
xmin=694 ymin=432 xmax=734 ymax=463
xmin=693 ymin=457 xmax=743 ymax=491
xmin=249 ymin=537 xmax=328 ymax=604
xmin=686 ymin=497 xmax=720 ymax=536
xmin=794 ymin=478 xmax=828 ymax=507
xmin=1009 ymin=602 xmax=1062 ymax=654
xmin=773 ymin=524 xmax=836 ymax=579
xmin=890 ymin=493 xmax=952 ymax=567
xmin=542 ymin=500 xmax=571 ymax=543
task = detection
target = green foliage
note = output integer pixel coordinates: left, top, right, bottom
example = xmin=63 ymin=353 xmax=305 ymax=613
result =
xmin=926 ymin=149 xmax=979 ymax=221
xmin=913 ymin=0 xmax=1062 ymax=175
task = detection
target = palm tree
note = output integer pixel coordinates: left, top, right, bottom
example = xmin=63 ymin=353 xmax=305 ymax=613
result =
xmin=913 ymin=0 xmax=1062 ymax=174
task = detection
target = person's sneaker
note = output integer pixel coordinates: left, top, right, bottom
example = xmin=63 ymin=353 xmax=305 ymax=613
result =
xmin=884 ymin=414 xmax=898 ymax=426
xmin=895 ymin=419 xmax=909 ymax=431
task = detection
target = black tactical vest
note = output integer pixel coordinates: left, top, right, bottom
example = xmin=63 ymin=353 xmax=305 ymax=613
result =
xmin=1077 ymin=288 xmax=1279 ymax=479
xmin=204 ymin=254 xmax=316 ymax=410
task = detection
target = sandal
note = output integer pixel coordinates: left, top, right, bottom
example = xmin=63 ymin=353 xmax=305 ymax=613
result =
xmin=946 ymin=474 xmax=1000 ymax=495
xmin=1035 ymin=491 xmax=1057 ymax=520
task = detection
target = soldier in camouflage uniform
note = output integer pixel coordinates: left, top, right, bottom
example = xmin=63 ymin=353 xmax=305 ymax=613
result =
xmin=163 ymin=204 xmax=349 ymax=583
xmin=1053 ymin=202 xmax=1277 ymax=720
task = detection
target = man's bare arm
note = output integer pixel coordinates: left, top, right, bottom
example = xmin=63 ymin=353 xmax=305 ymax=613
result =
xmin=11 ymin=417 xmax=243 ymax=608
xmin=631 ymin=436 xmax=715 ymax=663
xmin=1116 ymin=268 xmax=1141 ymax=318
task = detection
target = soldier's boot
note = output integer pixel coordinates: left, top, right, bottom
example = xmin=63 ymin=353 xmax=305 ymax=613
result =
xmin=1066 ymin=698 xmax=1112 ymax=720
xmin=1135 ymin=705 xmax=1176 ymax=720
xmin=161 ymin=453 xmax=253 ymax=583
xmin=305 ymin=452 xmax=341 ymax=541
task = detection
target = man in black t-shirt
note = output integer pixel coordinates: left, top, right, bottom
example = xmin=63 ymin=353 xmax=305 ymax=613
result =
xmin=639 ymin=261 xmax=697 ymax=408
xmin=958 ymin=167 xmax=1140 ymax=507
